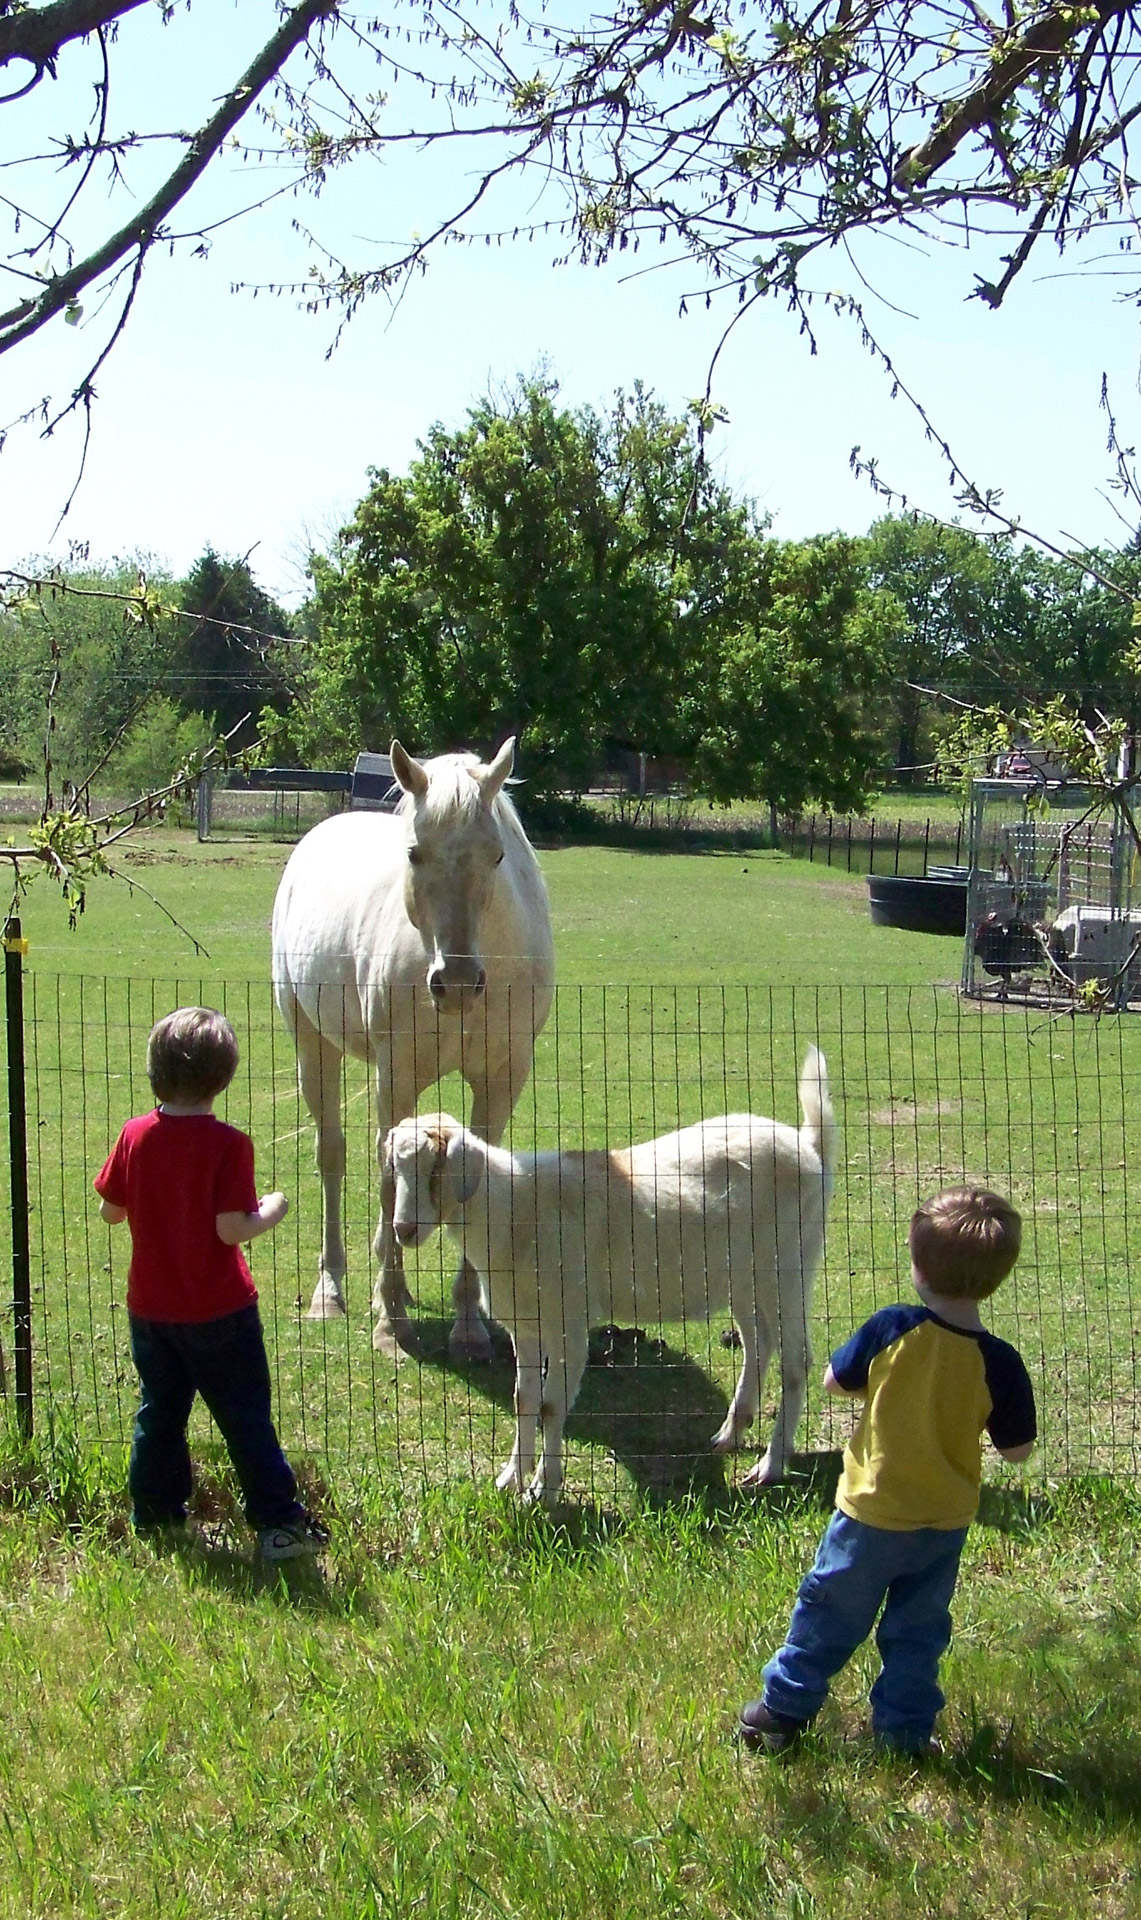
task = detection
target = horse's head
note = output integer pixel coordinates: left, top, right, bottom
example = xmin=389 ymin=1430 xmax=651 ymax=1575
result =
xmin=391 ymin=736 xmax=515 ymax=1013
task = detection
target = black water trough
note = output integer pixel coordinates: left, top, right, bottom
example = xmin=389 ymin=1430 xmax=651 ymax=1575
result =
xmin=866 ymin=873 xmax=969 ymax=935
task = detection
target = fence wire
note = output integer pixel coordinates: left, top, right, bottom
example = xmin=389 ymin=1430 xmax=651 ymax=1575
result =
xmin=4 ymin=975 xmax=1139 ymax=1504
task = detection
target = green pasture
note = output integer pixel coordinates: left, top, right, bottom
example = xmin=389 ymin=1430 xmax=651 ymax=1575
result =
xmin=6 ymin=828 xmax=1140 ymax=1494
xmin=0 ymin=828 xmax=1139 ymax=1918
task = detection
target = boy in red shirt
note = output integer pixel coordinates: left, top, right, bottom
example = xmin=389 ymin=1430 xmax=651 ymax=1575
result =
xmin=95 ymin=1007 xmax=326 ymax=1562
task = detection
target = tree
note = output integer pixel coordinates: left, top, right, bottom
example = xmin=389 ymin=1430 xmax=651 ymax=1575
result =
xmin=860 ymin=517 xmax=1029 ymax=783
xmin=288 ymin=377 xmax=761 ymax=797
xmin=689 ymin=536 xmax=899 ymax=825
xmin=176 ymin=549 xmax=294 ymax=747
xmin=0 ymin=556 xmax=179 ymax=791
xmin=4 ymin=0 xmax=1140 ymax=431
xmin=0 ymin=564 xmax=244 ymax=923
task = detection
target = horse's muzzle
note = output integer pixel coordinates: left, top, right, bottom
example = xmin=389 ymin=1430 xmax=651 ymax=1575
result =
xmin=428 ymin=961 xmax=487 ymax=1007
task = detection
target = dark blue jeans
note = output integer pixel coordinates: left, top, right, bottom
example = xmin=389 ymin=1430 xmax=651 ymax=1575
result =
xmin=762 ymin=1510 xmax=968 ymax=1747
xmin=128 ymin=1305 xmax=305 ymax=1533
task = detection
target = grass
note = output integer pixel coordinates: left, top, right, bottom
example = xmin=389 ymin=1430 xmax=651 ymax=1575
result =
xmin=0 ymin=1462 xmax=1135 ymax=1916
xmin=0 ymin=826 xmax=1139 ymax=1914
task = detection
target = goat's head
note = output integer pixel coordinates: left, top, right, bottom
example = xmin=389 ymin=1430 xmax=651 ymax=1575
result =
xmin=384 ymin=1113 xmax=486 ymax=1247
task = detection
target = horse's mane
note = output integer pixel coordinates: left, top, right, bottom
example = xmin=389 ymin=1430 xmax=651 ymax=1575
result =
xmin=396 ymin=752 xmax=524 ymax=838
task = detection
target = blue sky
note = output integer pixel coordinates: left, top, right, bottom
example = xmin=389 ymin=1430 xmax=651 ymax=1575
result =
xmin=3 ymin=1 xmax=1141 ymax=606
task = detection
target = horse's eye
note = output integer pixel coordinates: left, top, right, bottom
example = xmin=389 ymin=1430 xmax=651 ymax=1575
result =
xmin=408 ymin=846 xmax=422 ymax=867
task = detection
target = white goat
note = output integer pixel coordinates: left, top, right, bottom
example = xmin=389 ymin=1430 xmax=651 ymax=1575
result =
xmin=384 ymin=1048 xmax=834 ymax=1503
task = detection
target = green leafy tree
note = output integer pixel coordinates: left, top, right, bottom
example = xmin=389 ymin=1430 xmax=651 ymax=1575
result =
xmin=690 ymin=536 xmax=899 ymax=825
xmin=971 ymin=546 xmax=1141 ymax=728
xmin=290 ymin=378 xmax=760 ymax=797
xmin=103 ymin=699 xmax=215 ymax=798
xmin=0 ymin=558 xmax=179 ymax=792
xmin=860 ymin=517 xmax=1030 ymax=783
xmin=176 ymin=549 xmax=293 ymax=747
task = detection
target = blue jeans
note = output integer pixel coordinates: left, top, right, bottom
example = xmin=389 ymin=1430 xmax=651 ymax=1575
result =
xmin=129 ymin=1305 xmax=305 ymax=1533
xmin=762 ymin=1510 xmax=968 ymax=1747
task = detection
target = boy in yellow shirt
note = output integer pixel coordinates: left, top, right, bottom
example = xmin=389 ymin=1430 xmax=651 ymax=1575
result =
xmin=740 ymin=1186 xmax=1036 ymax=1756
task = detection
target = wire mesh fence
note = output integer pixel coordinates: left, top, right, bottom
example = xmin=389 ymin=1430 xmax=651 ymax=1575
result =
xmin=4 ymin=972 xmax=1140 ymax=1505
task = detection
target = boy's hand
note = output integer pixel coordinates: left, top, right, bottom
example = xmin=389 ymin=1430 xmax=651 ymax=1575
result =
xmin=259 ymin=1191 xmax=288 ymax=1228
xmin=216 ymin=1192 xmax=290 ymax=1245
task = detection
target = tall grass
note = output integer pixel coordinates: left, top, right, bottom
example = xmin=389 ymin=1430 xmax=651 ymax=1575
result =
xmin=0 ymin=1464 xmax=1133 ymax=1917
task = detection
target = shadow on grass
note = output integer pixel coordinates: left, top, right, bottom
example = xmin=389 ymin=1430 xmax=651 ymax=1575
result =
xmin=938 ymin=1715 xmax=1141 ymax=1823
xmin=153 ymin=1458 xmax=377 ymax=1616
xmin=410 ymin=1312 xmax=847 ymax=1515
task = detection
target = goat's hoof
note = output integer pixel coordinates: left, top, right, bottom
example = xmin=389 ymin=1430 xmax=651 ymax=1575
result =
xmin=372 ymin=1318 xmax=417 ymax=1359
xmin=739 ymin=1456 xmax=782 ymax=1489
xmin=449 ymin=1321 xmax=493 ymax=1365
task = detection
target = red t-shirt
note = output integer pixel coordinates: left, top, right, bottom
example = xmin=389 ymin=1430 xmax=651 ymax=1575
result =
xmin=95 ymin=1109 xmax=259 ymax=1322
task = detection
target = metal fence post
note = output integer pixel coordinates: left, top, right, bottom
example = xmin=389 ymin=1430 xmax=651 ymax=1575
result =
xmin=4 ymin=918 xmax=31 ymax=1438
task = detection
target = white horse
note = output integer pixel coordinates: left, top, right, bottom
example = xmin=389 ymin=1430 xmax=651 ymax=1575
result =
xmin=271 ymin=737 xmax=555 ymax=1359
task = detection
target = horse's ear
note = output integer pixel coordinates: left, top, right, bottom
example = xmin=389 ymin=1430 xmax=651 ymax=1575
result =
xmin=391 ymin=739 xmax=429 ymax=798
xmin=477 ymin=736 xmax=516 ymax=803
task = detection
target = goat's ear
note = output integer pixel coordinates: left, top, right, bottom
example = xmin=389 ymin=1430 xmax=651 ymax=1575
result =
xmin=441 ymin=1128 xmax=485 ymax=1210
xmin=391 ymin=739 xmax=429 ymax=798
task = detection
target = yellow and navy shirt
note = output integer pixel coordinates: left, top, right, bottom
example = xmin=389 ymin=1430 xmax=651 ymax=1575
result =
xmin=830 ymin=1304 xmax=1036 ymax=1532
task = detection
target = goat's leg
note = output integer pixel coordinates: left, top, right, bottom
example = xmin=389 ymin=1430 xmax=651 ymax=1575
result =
xmin=740 ymin=1283 xmax=811 ymax=1487
xmin=496 ymin=1322 xmax=543 ymax=1493
xmin=711 ymin=1305 xmax=767 ymax=1453
xmin=371 ymin=1070 xmax=418 ymax=1357
xmin=528 ymin=1315 xmax=589 ymax=1506
xmin=456 ymin=1062 xmax=530 ymax=1363
xmin=292 ymin=1001 xmax=349 ymax=1321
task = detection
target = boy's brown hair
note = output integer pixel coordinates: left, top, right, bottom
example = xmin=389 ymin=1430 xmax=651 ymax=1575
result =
xmin=147 ymin=1007 xmax=239 ymax=1105
xmin=909 ymin=1185 xmax=1022 ymax=1301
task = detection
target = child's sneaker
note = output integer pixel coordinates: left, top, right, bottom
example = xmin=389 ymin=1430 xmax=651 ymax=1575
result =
xmin=738 ymin=1698 xmax=810 ymax=1753
xmin=258 ymin=1517 xmax=330 ymax=1562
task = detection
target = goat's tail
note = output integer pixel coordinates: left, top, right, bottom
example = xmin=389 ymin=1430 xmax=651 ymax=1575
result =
xmin=798 ymin=1046 xmax=836 ymax=1196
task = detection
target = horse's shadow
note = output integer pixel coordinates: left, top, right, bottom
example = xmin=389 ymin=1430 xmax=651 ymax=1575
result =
xmin=408 ymin=1313 xmax=841 ymax=1507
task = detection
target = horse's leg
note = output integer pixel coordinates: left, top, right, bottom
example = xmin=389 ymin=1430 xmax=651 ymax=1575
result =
xmin=291 ymin=999 xmax=349 ymax=1321
xmin=454 ymin=1058 xmax=530 ymax=1363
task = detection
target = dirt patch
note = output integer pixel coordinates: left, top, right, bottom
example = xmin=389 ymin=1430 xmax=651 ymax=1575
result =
xmin=871 ymin=1098 xmax=962 ymax=1127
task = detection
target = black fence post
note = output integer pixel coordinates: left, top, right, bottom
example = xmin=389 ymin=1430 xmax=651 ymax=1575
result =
xmin=4 ymin=919 xmax=31 ymax=1438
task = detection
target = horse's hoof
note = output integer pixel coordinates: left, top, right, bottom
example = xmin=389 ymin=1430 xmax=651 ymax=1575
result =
xmin=305 ymin=1294 xmax=347 ymax=1322
xmin=449 ymin=1323 xmax=493 ymax=1364
xmin=372 ymin=1318 xmax=418 ymax=1359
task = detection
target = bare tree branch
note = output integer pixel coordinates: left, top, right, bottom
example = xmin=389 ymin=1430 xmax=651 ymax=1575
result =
xmin=0 ymin=0 xmax=147 ymax=75
xmin=0 ymin=0 xmax=338 ymax=353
